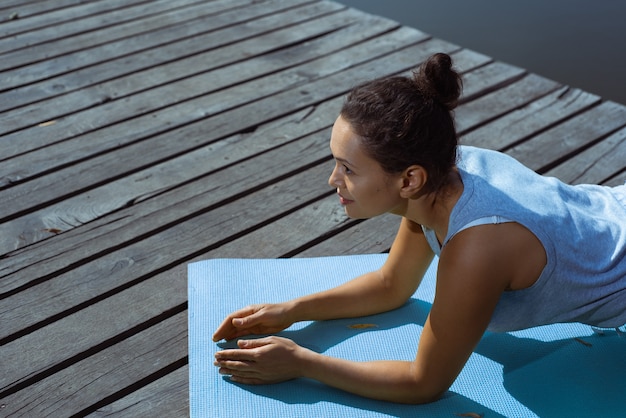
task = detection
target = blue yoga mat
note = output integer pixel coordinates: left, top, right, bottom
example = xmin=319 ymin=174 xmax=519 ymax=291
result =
xmin=188 ymin=254 xmax=625 ymax=417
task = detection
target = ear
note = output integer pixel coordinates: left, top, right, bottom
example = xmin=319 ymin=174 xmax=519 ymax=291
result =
xmin=399 ymin=165 xmax=427 ymax=198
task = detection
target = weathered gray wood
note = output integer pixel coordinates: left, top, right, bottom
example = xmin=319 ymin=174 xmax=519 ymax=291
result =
xmin=507 ymin=101 xmax=626 ymax=173
xmin=0 ymin=129 xmax=333 ymax=294
xmin=0 ymin=0 xmax=284 ymax=89
xmin=0 ymin=4 xmax=376 ymax=142
xmin=0 ymin=162 xmax=328 ymax=389
xmin=0 ymin=0 xmax=348 ymax=113
xmin=0 ymin=0 xmax=97 ymax=25
xmin=0 ymin=99 xmax=341 ymax=261
xmin=0 ymin=312 xmax=188 ymax=417
xmin=0 ymin=31 xmax=444 ymax=220
xmin=543 ymin=126 xmax=626 ymax=184
xmin=296 ymin=213 xmax=400 ymax=257
xmin=461 ymin=87 xmax=601 ymax=151
xmin=0 ymin=0 xmax=255 ymax=71
xmin=0 ymin=105 xmax=334 ymax=254
xmin=458 ymin=59 xmax=526 ymax=103
xmin=455 ymin=73 xmax=561 ymax=135
xmin=86 ymin=366 xmax=189 ymax=417
xmin=604 ymin=171 xmax=626 ymax=187
xmin=0 ymin=48 xmax=492 ymax=284
xmin=212 ymin=193 xmax=355 ymax=259
xmin=0 ymin=0 xmax=196 ymax=53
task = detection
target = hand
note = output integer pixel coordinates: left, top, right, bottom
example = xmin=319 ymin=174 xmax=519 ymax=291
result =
xmin=214 ymin=336 xmax=307 ymax=384
xmin=212 ymin=303 xmax=294 ymax=342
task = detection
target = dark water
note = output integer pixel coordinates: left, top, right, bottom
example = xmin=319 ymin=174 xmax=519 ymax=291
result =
xmin=339 ymin=0 xmax=626 ymax=105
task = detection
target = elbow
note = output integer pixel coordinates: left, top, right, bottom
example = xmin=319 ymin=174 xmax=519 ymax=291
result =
xmin=413 ymin=389 xmax=447 ymax=405
xmin=377 ymin=270 xmax=414 ymax=311
xmin=399 ymin=385 xmax=447 ymax=405
xmin=399 ymin=365 xmax=450 ymax=404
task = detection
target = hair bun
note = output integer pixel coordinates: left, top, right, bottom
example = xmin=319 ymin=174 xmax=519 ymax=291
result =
xmin=413 ymin=53 xmax=462 ymax=111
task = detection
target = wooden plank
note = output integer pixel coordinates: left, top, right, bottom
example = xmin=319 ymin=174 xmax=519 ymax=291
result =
xmin=0 ymin=48 xmax=488 ymax=280
xmin=0 ymin=0 xmax=168 ymax=50
xmin=0 ymin=0 xmax=252 ymax=72
xmin=0 ymin=126 xmax=333 ymax=289
xmin=0 ymin=100 xmax=340 ymax=257
xmin=460 ymin=87 xmax=601 ymax=151
xmin=507 ymin=101 xmax=626 ymax=173
xmin=0 ymin=6 xmax=398 ymax=158
xmin=0 ymin=161 xmax=330 ymax=390
xmin=0 ymin=0 xmax=263 ymax=84
xmin=86 ymin=366 xmax=189 ymax=417
xmin=213 ymin=194 xmax=400 ymax=259
xmin=604 ymin=171 xmax=626 ymax=187
xmin=455 ymin=73 xmax=561 ymax=135
xmin=0 ymin=48 xmax=519 ymax=286
xmin=0 ymin=28 xmax=440 ymax=220
xmin=0 ymin=311 xmax=188 ymax=417
xmin=0 ymin=2 xmax=362 ymax=139
xmin=458 ymin=59 xmax=525 ymax=103
xmin=212 ymin=193 xmax=356 ymax=259
xmin=543 ymin=127 xmax=626 ymax=184
xmin=0 ymin=1 xmax=139 ymax=32
xmin=0 ymin=0 xmax=347 ymax=113
xmin=296 ymin=214 xmax=399 ymax=257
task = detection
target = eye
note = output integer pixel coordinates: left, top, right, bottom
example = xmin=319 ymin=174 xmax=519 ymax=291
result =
xmin=343 ymin=164 xmax=353 ymax=175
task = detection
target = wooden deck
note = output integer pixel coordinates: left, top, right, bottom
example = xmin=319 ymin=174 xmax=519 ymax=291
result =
xmin=1 ymin=0 xmax=625 ymax=416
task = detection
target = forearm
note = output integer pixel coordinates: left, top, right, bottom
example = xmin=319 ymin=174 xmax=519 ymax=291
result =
xmin=288 ymin=270 xmax=411 ymax=322
xmin=299 ymin=351 xmax=442 ymax=404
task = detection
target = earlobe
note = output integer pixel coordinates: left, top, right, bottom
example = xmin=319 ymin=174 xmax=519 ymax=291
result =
xmin=400 ymin=166 xmax=427 ymax=198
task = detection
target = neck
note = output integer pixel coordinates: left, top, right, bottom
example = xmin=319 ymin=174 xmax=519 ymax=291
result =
xmin=401 ymin=169 xmax=463 ymax=241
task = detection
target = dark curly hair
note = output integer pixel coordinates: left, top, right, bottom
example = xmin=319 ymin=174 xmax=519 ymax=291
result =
xmin=340 ymin=53 xmax=462 ymax=193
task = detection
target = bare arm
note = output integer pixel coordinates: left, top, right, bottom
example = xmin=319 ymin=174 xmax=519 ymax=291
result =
xmin=213 ymin=217 xmax=434 ymax=341
xmin=216 ymin=223 xmax=523 ymax=403
xmin=290 ymin=217 xmax=435 ymax=321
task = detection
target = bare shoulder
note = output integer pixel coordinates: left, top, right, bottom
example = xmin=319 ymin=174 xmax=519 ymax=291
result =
xmin=412 ymin=223 xmax=540 ymax=395
xmin=442 ymin=222 xmax=546 ymax=291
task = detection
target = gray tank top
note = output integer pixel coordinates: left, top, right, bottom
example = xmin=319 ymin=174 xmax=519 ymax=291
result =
xmin=422 ymin=146 xmax=626 ymax=332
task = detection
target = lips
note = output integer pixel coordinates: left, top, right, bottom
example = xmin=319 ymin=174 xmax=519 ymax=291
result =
xmin=337 ymin=192 xmax=354 ymax=205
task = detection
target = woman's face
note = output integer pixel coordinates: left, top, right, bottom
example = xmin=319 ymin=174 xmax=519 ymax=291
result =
xmin=328 ymin=116 xmax=405 ymax=219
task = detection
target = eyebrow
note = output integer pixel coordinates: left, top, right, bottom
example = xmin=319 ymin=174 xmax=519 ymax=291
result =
xmin=335 ymin=156 xmax=353 ymax=166
xmin=329 ymin=139 xmax=356 ymax=168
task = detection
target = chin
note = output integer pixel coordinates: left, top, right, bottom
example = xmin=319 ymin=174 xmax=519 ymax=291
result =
xmin=344 ymin=208 xmax=376 ymax=220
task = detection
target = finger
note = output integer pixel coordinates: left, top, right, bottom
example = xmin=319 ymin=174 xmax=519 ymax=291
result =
xmin=237 ymin=337 xmax=273 ymax=349
xmin=214 ymin=358 xmax=254 ymax=371
xmin=231 ymin=309 xmax=265 ymax=330
xmin=217 ymin=364 xmax=273 ymax=385
xmin=212 ymin=318 xmax=238 ymax=342
xmin=229 ymin=375 xmax=265 ymax=385
xmin=214 ymin=348 xmax=258 ymax=362
xmin=212 ymin=306 xmax=257 ymax=341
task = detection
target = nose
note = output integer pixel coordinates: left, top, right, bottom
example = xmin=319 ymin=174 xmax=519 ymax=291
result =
xmin=328 ymin=163 xmax=342 ymax=188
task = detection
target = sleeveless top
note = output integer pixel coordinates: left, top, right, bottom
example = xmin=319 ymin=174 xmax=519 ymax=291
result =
xmin=422 ymin=146 xmax=626 ymax=332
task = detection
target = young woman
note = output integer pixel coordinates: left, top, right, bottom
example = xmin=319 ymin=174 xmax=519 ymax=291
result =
xmin=213 ymin=53 xmax=626 ymax=404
